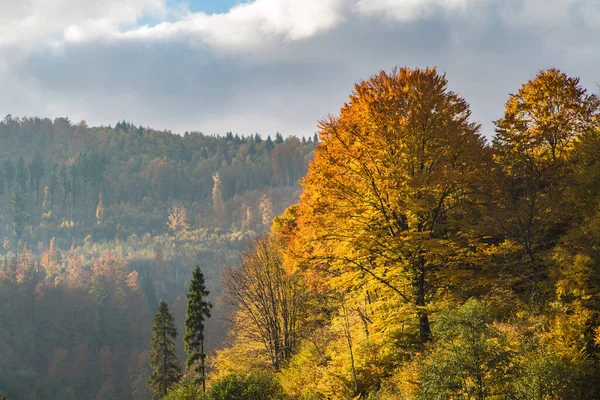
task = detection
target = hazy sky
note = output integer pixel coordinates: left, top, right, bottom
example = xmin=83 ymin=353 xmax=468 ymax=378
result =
xmin=0 ymin=0 xmax=599 ymax=138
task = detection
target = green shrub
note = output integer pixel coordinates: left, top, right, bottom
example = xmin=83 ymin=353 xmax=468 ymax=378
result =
xmin=208 ymin=371 xmax=285 ymax=400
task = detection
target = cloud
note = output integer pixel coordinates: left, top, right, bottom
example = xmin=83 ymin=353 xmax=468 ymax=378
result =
xmin=0 ymin=0 xmax=599 ymax=138
xmin=354 ymin=0 xmax=475 ymax=20
xmin=0 ymin=0 xmax=167 ymax=50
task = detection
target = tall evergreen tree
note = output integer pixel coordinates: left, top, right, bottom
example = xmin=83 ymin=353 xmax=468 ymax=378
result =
xmin=6 ymin=184 xmax=30 ymax=250
xmin=149 ymin=300 xmax=182 ymax=399
xmin=184 ymin=265 xmax=212 ymax=392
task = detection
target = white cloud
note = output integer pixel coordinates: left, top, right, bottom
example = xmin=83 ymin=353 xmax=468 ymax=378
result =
xmin=118 ymin=0 xmax=348 ymax=52
xmin=0 ymin=0 xmax=166 ymax=49
xmin=0 ymin=0 xmax=599 ymax=138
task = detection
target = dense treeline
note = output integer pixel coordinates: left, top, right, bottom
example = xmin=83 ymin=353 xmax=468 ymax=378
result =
xmin=191 ymin=67 xmax=600 ymax=399
xmin=0 ymin=120 xmax=316 ymax=399
xmin=0 ymin=117 xmax=315 ymax=247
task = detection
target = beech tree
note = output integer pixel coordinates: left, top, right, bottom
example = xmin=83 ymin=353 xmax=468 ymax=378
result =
xmin=290 ymin=67 xmax=488 ymax=344
xmin=492 ymin=68 xmax=600 ymax=290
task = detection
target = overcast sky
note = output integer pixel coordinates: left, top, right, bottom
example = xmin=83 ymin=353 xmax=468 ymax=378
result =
xmin=0 ymin=0 xmax=599 ymax=138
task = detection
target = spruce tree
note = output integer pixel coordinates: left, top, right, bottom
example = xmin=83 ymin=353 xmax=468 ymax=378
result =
xmin=6 ymin=184 xmax=30 ymax=250
xmin=184 ymin=265 xmax=213 ymax=392
xmin=149 ymin=300 xmax=182 ymax=399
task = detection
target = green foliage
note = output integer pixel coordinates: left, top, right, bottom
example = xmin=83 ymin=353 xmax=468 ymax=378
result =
xmin=164 ymin=382 xmax=207 ymax=400
xmin=163 ymin=372 xmax=286 ymax=400
xmin=515 ymin=349 xmax=591 ymax=400
xmin=5 ymin=184 xmax=30 ymax=244
xmin=207 ymin=371 xmax=286 ymax=400
xmin=185 ymin=265 xmax=213 ymax=388
xmin=149 ymin=300 xmax=182 ymax=399
xmin=415 ymin=299 xmax=515 ymax=400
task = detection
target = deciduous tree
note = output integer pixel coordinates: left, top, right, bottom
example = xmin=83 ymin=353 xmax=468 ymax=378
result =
xmin=291 ymin=67 xmax=488 ymax=344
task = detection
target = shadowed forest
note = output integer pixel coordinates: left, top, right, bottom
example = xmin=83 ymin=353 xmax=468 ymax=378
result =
xmin=3 ymin=66 xmax=600 ymax=400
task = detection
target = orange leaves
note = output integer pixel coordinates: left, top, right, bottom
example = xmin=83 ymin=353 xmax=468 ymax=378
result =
xmin=290 ymin=67 xmax=487 ymax=302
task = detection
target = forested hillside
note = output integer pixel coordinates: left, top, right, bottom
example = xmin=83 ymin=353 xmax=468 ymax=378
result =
xmin=189 ymin=68 xmax=600 ymax=399
xmin=0 ymin=119 xmax=316 ymax=399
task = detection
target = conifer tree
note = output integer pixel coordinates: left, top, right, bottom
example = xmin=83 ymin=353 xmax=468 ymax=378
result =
xmin=6 ymin=184 xmax=30 ymax=251
xmin=149 ymin=300 xmax=182 ymax=399
xmin=184 ymin=265 xmax=212 ymax=392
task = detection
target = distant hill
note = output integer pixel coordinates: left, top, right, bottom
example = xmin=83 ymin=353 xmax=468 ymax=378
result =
xmin=0 ymin=115 xmax=316 ymax=400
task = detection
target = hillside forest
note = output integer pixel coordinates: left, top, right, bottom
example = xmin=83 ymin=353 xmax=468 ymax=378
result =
xmin=3 ymin=66 xmax=600 ymax=400
xmin=0 ymin=120 xmax=316 ymax=399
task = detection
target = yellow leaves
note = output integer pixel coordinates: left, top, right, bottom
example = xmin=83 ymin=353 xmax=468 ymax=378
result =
xmin=494 ymin=68 xmax=600 ymax=169
xmin=553 ymin=251 xmax=599 ymax=311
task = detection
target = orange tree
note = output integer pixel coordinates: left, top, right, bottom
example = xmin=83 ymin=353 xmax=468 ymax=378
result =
xmin=286 ymin=67 xmax=489 ymax=344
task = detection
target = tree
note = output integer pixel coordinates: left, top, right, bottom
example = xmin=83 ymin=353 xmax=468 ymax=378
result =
xmin=5 ymin=184 xmax=30 ymax=250
xmin=167 ymin=205 xmax=189 ymax=285
xmin=259 ymin=194 xmax=273 ymax=228
xmin=30 ymin=151 xmax=45 ymax=210
xmin=212 ymin=173 xmax=227 ymax=225
xmin=96 ymin=193 xmax=104 ymax=225
xmin=492 ymin=69 xmax=600 ymax=291
xmin=15 ymin=156 xmax=27 ymax=192
xmin=3 ymin=159 xmax=14 ymax=192
xmin=416 ymin=299 xmax=515 ymax=400
xmin=149 ymin=300 xmax=182 ymax=399
xmin=222 ymin=235 xmax=310 ymax=370
xmin=184 ymin=265 xmax=213 ymax=392
xmin=290 ymin=67 xmax=488 ymax=344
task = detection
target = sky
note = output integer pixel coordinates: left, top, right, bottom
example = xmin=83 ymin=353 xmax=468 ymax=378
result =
xmin=0 ymin=0 xmax=599 ymax=138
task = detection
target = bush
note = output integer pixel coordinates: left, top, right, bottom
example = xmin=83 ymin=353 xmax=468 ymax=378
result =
xmin=208 ymin=371 xmax=285 ymax=400
xmin=164 ymin=382 xmax=207 ymax=400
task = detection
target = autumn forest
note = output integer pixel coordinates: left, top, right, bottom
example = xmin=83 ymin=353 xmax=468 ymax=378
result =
xmin=2 ymin=66 xmax=600 ymax=400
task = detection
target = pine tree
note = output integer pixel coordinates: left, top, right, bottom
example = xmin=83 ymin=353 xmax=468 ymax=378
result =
xmin=149 ymin=300 xmax=182 ymax=399
xmin=184 ymin=265 xmax=212 ymax=392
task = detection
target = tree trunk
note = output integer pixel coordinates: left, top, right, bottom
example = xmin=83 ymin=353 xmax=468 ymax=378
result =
xmin=416 ymin=257 xmax=431 ymax=344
